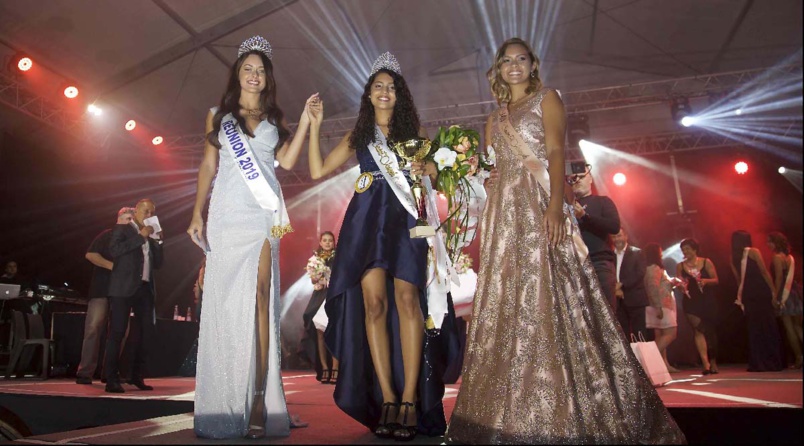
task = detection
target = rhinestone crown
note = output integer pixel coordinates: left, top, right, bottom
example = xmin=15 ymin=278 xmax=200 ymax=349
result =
xmin=370 ymin=52 xmax=402 ymax=76
xmin=238 ymin=35 xmax=273 ymax=60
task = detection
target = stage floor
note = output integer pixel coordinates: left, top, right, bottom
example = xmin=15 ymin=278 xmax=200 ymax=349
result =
xmin=2 ymin=365 xmax=802 ymax=444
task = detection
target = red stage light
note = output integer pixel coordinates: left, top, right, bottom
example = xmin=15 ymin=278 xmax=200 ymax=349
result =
xmin=735 ymin=161 xmax=749 ymax=175
xmin=17 ymin=57 xmax=32 ymax=72
xmin=613 ymin=172 xmax=627 ymax=186
xmin=63 ymin=85 xmax=79 ymax=99
xmin=125 ymin=120 xmax=136 ymax=131
xmin=152 ymin=136 xmax=163 ymax=146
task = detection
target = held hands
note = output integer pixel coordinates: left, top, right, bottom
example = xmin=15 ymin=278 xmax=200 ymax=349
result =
xmin=544 ymin=201 xmax=566 ymax=248
xmin=306 ymin=93 xmax=323 ymax=126
xmin=657 ymin=308 xmax=664 ymax=319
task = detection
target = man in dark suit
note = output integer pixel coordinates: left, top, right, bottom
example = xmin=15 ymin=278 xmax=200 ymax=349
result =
xmin=103 ymin=199 xmax=163 ymax=393
xmin=613 ymin=228 xmax=648 ymax=340
xmin=570 ymin=165 xmax=621 ymax=311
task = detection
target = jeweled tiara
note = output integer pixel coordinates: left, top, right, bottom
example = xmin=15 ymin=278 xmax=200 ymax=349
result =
xmin=370 ymin=52 xmax=401 ymax=76
xmin=238 ymin=35 xmax=272 ymax=60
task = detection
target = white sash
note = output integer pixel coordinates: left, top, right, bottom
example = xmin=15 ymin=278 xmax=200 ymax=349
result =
xmin=367 ymin=127 xmax=454 ymax=330
xmin=736 ymin=248 xmax=749 ymax=310
xmin=780 ymin=255 xmax=796 ymax=306
xmin=219 ymin=113 xmax=292 ymax=238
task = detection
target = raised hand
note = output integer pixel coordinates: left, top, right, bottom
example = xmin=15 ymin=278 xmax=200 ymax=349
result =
xmin=306 ymin=93 xmax=323 ymax=126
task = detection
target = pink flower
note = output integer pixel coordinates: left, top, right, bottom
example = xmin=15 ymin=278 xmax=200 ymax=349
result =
xmin=467 ymin=155 xmax=479 ymax=175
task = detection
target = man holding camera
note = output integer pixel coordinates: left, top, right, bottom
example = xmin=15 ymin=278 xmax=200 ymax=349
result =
xmin=568 ymin=163 xmax=622 ymax=313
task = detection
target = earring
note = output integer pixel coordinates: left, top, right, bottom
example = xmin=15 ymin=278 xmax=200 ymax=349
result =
xmin=530 ymin=71 xmax=536 ymax=78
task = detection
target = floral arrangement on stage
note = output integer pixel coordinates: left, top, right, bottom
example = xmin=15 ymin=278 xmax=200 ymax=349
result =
xmin=452 ymin=251 xmax=474 ymax=275
xmin=306 ymin=252 xmax=332 ymax=290
xmin=429 ymin=125 xmax=495 ymax=263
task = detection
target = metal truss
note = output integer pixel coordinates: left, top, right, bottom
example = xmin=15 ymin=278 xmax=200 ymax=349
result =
xmin=0 ymin=71 xmax=111 ymax=147
xmin=3 ymin=64 xmax=800 ymax=159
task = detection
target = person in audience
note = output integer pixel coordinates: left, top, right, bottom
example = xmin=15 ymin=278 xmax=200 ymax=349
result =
xmin=643 ymin=243 xmax=683 ymax=373
xmin=767 ymin=231 xmax=803 ymax=368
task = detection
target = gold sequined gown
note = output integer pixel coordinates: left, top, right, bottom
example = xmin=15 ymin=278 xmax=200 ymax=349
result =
xmin=446 ymin=89 xmax=686 ymax=444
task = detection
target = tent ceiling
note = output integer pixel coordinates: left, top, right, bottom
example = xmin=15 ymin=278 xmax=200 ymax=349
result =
xmin=0 ymin=0 xmax=800 ymax=143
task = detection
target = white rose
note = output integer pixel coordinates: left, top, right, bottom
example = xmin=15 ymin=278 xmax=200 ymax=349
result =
xmin=485 ymin=145 xmax=497 ymax=166
xmin=433 ymin=147 xmax=458 ymax=171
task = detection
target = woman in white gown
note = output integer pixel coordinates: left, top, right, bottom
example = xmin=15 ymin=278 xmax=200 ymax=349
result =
xmin=187 ymin=35 xmax=317 ymax=439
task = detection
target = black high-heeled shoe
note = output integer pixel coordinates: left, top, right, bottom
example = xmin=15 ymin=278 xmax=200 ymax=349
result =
xmin=393 ymin=402 xmax=418 ymax=442
xmin=374 ymin=402 xmax=400 ymax=439
xmin=320 ymin=369 xmax=331 ymax=384
xmin=328 ymin=369 xmax=338 ymax=385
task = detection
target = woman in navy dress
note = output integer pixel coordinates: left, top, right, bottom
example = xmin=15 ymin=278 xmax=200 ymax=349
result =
xmin=731 ymin=230 xmax=783 ymax=372
xmin=767 ymin=231 xmax=803 ymax=368
xmin=306 ymin=53 xmax=458 ymax=441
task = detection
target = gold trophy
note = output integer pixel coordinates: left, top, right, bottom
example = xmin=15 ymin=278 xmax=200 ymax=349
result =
xmin=392 ymin=138 xmax=435 ymax=238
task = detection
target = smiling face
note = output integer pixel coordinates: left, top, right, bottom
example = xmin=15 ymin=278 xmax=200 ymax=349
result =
xmin=369 ymin=72 xmax=397 ymax=111
xmin=499 ymin=44 xmax=535 ymax=87
xmin=681 ymin=244 xmax=697 ymax=261
xmin=239 ymin=54 xmax=266 ymax=94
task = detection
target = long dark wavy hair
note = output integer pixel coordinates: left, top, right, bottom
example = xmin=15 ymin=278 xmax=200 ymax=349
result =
xmin=768 ymin=231 xmax=790 ymax=255
xmin=206 ymin=50 xmax=290 ymax=149
xmin=731 ymin=230 xmax=753 ymax=270
xmin=349 ymin=69 xmax=420 ymax=151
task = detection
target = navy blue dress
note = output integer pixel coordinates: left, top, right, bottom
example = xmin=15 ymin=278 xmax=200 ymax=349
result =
xmin=324 ymin=147 xmax=460 ymax=436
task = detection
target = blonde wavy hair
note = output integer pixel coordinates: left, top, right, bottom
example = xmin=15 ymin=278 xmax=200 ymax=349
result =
xmin=487 ymin=37 xmax=542 ymax=104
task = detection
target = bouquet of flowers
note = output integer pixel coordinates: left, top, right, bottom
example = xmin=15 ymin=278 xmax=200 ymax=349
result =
xmin=428 ymin=125 xmax=495 ymax=263
xmin=453 ymin=251 xmax=474 ymax=275
xmin=305 ymin=253 xmax=331 ymax=290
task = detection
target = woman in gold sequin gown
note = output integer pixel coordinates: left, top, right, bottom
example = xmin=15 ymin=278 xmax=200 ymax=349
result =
xmin=446 ymin=38 xmax=686 ymax=445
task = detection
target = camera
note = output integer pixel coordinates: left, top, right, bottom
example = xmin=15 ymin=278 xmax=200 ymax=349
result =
xmin=565 ymin=161 xmax=589 ymax=176
xmin=565 ymin=162 xmax=591 ymax=185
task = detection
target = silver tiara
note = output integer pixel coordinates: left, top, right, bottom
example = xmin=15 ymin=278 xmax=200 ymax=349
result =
xmin=370 ymin=52 xmax=401 ymax=76
xmin=238 ymin=36 xmax=272 ymax=60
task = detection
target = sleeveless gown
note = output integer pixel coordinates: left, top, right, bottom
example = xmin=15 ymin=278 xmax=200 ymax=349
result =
xmin=741 ymin=258 xmax=783 ymax=371
xmin=446 ymin=89 xmax=685 ymax=444
xmin=194 ymin=112 xmax=290 ymax=438
xmin=300 ymin=253 xmax=334 ymax=380
xmin=324 ymin=146 xmax=460 ymax=436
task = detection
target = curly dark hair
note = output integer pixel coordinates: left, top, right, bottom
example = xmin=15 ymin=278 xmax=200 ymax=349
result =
xmin=768 ymin=231 xmax=790 ymax=255
xmin=206 ymin=50 xmax=290 ymax=149
xmin=349 ymin=69 xmax=420 ymax=151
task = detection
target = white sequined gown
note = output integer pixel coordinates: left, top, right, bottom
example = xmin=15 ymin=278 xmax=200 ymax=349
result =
xmin=194 ymin=110 xmax=290 ymax=439
xmin=446 ymin=89 xmax=685 ymax=444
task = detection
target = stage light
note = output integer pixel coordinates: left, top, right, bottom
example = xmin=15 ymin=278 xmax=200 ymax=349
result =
xmin=734 ymin=108 xmax=743 ymax=115
xmin=17 ymin=57 xmax=32 ymax=72
xmin=125 ymin=120 xmax=136 ymax=131
xmin=778 ymin=166 xmax=786 ymax=174
xmin=567 ymin=114 xmax=590 ymax=148
xmin=613 ymin=172 xmax=627 ymax=186
xmin=670 ymin=96 xmax=693 ymax=125
xmin=680 ymin=116 xmax=697 ymax=127
xmin=63 ymin=84 xmax=79 ymax=99
xmin=734 ymin=161 xmax=749 ymax=175
xmin=87 ymin=104 xmax=102 ymax=116
xmin=7 ymin=53 xmax=32 ymax=73
xmin=152 ymin=136 xmax=163 ymax=146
